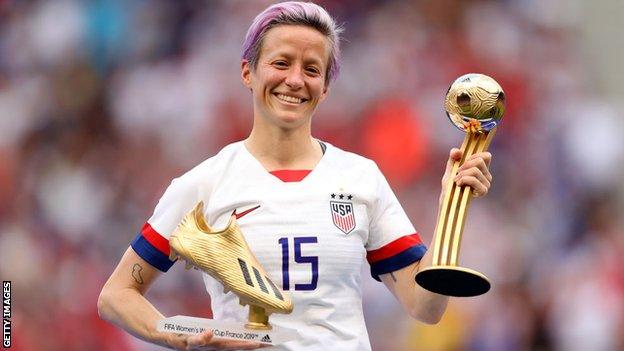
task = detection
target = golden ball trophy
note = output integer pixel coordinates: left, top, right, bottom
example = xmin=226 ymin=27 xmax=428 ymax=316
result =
xmin=415 ymin=73 xmax=505 ymax=297
xmin=156 ymin=202 xmax=298 ymax=346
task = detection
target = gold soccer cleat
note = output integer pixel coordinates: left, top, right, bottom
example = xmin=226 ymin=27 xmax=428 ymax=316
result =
xmin=169 ymin=202 xmax=293 ymax=328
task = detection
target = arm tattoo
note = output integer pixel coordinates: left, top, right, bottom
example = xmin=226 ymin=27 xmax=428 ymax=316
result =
xmin=390 ymin=272 xmax=397 ymax=282
xmin=132 ymin=263 xmax=144 ymax=284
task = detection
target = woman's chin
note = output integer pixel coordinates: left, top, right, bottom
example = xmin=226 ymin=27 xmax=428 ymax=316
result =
xmin=272 ymin=113 xmax=309 ymax=129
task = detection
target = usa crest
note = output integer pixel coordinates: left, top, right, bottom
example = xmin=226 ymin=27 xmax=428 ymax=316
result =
xmin=330 ymin=194 xmax=355 ymax=234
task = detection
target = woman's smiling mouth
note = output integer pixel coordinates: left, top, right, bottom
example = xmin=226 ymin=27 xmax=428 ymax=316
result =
xmin=274 ymin=93 xmax=307 ymax=104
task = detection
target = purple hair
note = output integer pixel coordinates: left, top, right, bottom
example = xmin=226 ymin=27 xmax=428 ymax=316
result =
xmin=242 ymin=1 xmax=343 ymax=85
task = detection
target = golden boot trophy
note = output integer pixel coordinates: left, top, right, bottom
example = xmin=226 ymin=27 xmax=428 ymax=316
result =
xmin=157 ymin=202 xmax=297 ymax=346
xmin=415 ymin=73 xmax=505 ymax=297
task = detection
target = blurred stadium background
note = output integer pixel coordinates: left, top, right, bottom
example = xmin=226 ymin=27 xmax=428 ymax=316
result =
xmin=1 ymin=0 xmax=623 ymax=350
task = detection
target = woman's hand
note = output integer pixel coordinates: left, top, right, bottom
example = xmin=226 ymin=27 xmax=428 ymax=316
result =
xmin=167 ymin=330 xmax=267 ymax=350
xmin=440 ymin=148 xmax=493 ymax=203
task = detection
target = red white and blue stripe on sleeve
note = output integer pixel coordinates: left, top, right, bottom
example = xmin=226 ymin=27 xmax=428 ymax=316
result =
xmin=367 ymin=233 xmax=427 ymax=281
xmin=130 ymin=222 xmax=175 ymax=272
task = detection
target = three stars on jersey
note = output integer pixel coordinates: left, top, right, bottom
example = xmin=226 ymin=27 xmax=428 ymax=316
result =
xmin=330 ymin=193 xmax=356 ymax=235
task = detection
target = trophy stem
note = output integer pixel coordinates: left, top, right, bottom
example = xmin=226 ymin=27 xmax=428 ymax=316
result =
xmin=440 ymin=133 xmax=480 ymax=265
xmin=417 ymin=129 xmax=497 ymax=297
xmin=245 ymin=305 xmax=272 ymax=330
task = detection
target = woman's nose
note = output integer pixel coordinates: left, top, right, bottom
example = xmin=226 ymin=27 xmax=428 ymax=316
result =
xmin=284 ymin=67 xmax=304 ymax=89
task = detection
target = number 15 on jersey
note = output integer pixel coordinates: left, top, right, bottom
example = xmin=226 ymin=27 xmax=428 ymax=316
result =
xmin=278 ymin=237 xmax=318 ymax=291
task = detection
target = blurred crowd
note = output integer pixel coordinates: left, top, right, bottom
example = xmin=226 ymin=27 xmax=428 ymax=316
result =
xmin=1 ymin=0 xmax=623 ymax=350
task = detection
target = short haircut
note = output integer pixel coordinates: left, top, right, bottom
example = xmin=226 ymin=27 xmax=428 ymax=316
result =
xmin=242 ymin=1 xmax=343 ymax=85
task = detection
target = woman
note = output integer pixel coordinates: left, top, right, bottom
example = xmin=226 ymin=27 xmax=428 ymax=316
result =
xmin=98 ymin=2 xmax=493 ymax=350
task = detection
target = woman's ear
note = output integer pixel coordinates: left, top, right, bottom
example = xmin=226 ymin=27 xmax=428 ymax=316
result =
xmin=319 ymin=84 xmax=329 ymax=103
xmin=241 ymin=60 xmax=252 ymax=90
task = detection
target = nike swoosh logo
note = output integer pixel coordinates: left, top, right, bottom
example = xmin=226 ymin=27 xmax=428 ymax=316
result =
xmin=233 ymin=205 xmax=261 ymax=220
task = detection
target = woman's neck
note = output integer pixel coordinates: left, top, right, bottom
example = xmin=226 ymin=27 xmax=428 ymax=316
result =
xmin=244 ymin=123 xmax=322 ymax=171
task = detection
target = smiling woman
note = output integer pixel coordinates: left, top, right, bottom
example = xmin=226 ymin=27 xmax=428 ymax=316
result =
xmin=242 ymin=25 xmax=329 ymax=133
xmin=97 ymin=2 xmax=495 ymax=351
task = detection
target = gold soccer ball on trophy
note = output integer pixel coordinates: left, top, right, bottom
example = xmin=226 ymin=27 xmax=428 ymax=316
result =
xmin=444 ymin=73 xmax=505 ymax=133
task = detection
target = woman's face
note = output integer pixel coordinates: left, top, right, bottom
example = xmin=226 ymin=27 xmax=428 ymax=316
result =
xmin=242 ymin=25 xmax=330 ymax=130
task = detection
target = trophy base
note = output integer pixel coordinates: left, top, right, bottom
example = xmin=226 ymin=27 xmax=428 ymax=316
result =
xmin=157 ymin=315 xmax=299 ymax=346
xmin=415 ymin=265 xmax=490 ymax=297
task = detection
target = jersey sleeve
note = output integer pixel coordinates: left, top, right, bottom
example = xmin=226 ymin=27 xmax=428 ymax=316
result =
xmin=130 ymin=175 xmax=199 ymax=272
xmin=366 ymin=162 xmax=427 ymax=281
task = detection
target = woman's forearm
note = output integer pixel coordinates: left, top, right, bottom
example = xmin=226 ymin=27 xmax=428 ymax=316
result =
xmin=98 ymin=248 xmax=176 ymax=349
xmin=98 ymin=285 xmax=173 ymax=348
xmin=409 ymin=245 xmax=450 ymax=323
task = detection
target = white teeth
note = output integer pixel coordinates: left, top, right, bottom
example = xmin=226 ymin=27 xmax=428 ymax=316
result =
xmin=276 ymin=93 xmax=303 ymax=104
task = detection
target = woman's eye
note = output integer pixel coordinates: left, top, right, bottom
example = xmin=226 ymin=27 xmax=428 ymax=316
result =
xmin=306 ymin=67 xmax=320 ymax=75
xmin=273 ymin=61 xmax=288 ymax=67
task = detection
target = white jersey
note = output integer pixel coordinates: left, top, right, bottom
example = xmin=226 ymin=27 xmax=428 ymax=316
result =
xmin=131 ymin=141 xmax=426 ymax=350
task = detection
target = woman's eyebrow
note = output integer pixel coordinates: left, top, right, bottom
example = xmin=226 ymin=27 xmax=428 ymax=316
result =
xmin=266 ymin=49 xmax=293 ymax=59
xmin=304 ymin=57 xmax=323 ymax=66
xmin=266 ymin=50 xmax=324 ymax=65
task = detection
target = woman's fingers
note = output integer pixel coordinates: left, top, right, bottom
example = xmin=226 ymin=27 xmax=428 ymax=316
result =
xmin=454 ymin=152 xmax=493 ymax=197
xmin=442 ymin=148 xmax=463 ymax=187
xmin=440 ymin=149 xmax=493 ymax=198
xmin=455 ymin=174 xmax=489 ymax=197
